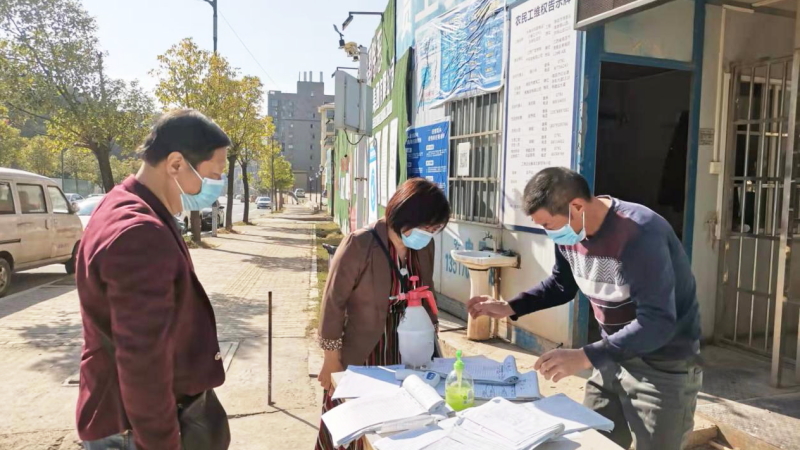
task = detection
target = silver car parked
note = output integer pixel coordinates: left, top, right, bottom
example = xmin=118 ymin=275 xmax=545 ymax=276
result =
xmin=0 ymin=168 xmax=83 ymax=297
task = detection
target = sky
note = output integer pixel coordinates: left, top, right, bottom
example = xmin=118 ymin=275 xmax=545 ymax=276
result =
xmin=80 ymin=0 xmax=388 ymax=97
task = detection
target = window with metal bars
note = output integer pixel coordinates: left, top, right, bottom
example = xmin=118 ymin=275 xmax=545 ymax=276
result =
xmin=445 ymin=91 xmax=504 ymax=224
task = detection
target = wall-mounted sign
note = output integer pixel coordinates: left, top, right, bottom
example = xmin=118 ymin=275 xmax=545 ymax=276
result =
xmin=503 ymin=0 xmax=580 ymax=229
xmin=456 ymin=142 xmax=471 ymax=177
xmin=415 ymin=0 xmax=506 ymax=107
xmin=368 ymin=142 xmax=378 ymax=223
xmin=388 ymin=118 xmax=399 ymax=200
xmin=407 ymin=121 xmax=450 ymax=195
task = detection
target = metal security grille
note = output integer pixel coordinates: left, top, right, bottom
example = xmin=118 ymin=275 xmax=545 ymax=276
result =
xmin=445 ymin=91 xmax=504 ymax=224
xmin=716 ymin=57 xmax=800 ymax=385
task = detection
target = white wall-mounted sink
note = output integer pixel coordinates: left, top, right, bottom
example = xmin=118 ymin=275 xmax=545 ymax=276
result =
xmin=450 ymin=250 xmax=519 ymax=270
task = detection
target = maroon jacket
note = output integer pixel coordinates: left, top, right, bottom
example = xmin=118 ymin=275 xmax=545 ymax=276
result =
xmin=75 ymin=176 xmax=225 ymax=449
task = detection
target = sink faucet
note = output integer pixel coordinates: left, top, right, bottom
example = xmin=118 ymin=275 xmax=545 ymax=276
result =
xmin=480 ymin=231 xmax=497 ymax=252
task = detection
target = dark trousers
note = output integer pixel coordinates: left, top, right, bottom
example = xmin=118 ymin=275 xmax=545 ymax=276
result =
xmin=583 ymin=357 xmax=703 ymax=450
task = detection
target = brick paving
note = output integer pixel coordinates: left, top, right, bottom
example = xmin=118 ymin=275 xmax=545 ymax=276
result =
xmin=0 ymin=209 xmax=322 ymax=449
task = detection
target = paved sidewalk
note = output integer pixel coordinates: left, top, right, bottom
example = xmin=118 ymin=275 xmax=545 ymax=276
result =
xmin=0 ymin=218 xmax=321 ymax=449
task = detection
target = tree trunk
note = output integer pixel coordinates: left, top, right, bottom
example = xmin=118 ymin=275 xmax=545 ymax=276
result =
xmin=93 ymin=146 xmax=115 ymax=193
xmin=225 ymin=154 xmax=236 ymax=231
xmin=240 ymin=160 xmax=250 ymax=224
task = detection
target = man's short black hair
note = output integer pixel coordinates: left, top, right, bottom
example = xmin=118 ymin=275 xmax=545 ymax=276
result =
xmin=385 ymin=178 xmax=450 ymax=236
xmin=523 ymin=167 xmax=591 ymax=216
xmin=138 ymin=109 xmax=231 ymax=166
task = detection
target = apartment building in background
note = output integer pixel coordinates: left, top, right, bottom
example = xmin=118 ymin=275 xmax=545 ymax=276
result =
xmin=267 ymin=71 xmax=334 ymax=192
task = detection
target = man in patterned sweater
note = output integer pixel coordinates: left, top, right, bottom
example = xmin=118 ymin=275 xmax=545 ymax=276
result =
xmin=468 ymin=167 xmax=702 ymax=450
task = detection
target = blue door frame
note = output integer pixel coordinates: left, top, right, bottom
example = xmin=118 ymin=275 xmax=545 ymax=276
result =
xmin=573 ymin=0 xmax=706 ymax=347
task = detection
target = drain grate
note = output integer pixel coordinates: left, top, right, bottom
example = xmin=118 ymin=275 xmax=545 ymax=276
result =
xmin=63 ymin=341 xmax=240 ymax=386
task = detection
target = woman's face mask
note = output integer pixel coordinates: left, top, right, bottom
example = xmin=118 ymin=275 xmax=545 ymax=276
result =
xmin=174 ymin=163 xmax=225 ymax=211
xmin=401 ymin=227 xmax=436 ymax=250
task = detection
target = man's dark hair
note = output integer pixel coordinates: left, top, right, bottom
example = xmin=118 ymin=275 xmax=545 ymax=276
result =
xmin=523 ymin=167 xmax=591 ymax=216
xmin=385 ymin=178 xmax=450 ymax=235
xmin=138 ymin=109 xmax=231 ymax=166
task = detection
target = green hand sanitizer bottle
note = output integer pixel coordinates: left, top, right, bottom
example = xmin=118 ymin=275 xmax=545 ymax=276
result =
xmin=445 ymin=350 xmax=475 ymax=411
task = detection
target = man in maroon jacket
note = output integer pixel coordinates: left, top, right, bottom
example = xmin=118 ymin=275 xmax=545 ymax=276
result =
xmin=76 ymin=109 xmax=231 ymax=449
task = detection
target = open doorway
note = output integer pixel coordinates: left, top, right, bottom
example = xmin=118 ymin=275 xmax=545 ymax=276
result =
xmin=590 ymin=61 xmax=693 ymax=343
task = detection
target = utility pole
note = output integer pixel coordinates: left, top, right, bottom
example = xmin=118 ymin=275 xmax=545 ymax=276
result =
xmin=203 ymin=0 xmax=218 ymax=53
xmin=204 ymin=0 xmax=220 ymax=236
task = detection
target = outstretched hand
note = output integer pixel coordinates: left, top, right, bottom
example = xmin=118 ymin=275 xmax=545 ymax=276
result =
xmin=467 ymin=295 xmax=515 ymax=319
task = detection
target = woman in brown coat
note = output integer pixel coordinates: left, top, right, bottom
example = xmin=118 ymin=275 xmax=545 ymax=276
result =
xmin=314 ymin=178 xmax=450 ymax=450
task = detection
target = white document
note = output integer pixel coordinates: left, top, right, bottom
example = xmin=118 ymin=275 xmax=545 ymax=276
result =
xmin=374 ymin=424 xmax=451 ymax=450
xmin=322 ymin=375 xmax=449 ymax=447
xmin=331 ymin=365 xmax=404 ymax=400
xmin=428 ymin=355 xmax=521 ymax=385
xmin=375 ymin=398 xmax=564 ymax=450
xmin=435 ymin=371 xmax=541 ymax=401
xmin=459 ymin=398 xmax=564 ymax=450
xmin=524 ymin=393 xmax=615 ymax=434
xmin=375 ymin=421 xmax=512 ymax=450
xmin=456 ymin=142 xmax=470 ymax=176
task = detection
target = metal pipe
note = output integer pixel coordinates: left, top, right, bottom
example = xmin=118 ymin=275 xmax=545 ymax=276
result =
xmin=770 ymin=9 xmax=800 ymax=386
xmin=268 ymin=290 xmax=274 ymax=405
xmin=712 ymin=6 xmax=727 ymax=165
xmin=733 ymin=66 xmax=757 ymax=343
xmin=765 ymin=62 xmax=788 ymax=351
xmin=749 ymin=62 xmax=772 ymax=346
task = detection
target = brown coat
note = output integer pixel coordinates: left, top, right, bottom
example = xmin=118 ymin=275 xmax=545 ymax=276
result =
xmin=319 ymin=219 xmax=438 ymax=367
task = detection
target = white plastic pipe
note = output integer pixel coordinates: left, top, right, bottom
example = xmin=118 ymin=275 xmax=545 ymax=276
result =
xmin=713 ymin=5 xmax=755 ymax=166
xmin=712 ymin=6 xmax=727 ymax=165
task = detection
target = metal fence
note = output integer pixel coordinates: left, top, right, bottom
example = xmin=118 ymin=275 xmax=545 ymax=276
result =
xmin=716 ymin=56 xmax=800 ymax=385
xmin=445 ymin=91 xmax=504 ymax=224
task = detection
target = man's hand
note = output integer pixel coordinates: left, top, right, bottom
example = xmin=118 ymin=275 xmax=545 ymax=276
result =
xmin=467 ymin=295 xmax=515 ymax=319
xmin=534 ymin=349 xmax=593 ymax=383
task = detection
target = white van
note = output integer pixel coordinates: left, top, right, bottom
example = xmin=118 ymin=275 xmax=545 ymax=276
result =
xmin=0 ymin=168 xmax=83 ymax=297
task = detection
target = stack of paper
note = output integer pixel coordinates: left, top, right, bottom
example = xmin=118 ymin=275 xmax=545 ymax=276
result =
xmin=458 ymin=398 xmax=565 ymax=449
xmin=434 ymin=371 xmax=541 ymax=401
xmin=322 ymin=375 xmax=451 ymax=447
xmin=331 ymin=365 xmax=404 ymax=400
xmin=374 ymin=398 xmax=565 ymax=450
xmin=427 ymin=355 xmax=521 ymax=384
xmin=523 ymin=393 xmax=614 ymax=434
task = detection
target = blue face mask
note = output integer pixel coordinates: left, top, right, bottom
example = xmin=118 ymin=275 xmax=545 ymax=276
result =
xmin=545 ymin=210 xmax=586 ymax=246
xmin=402 ymin=228 xmax=435 ymax=250
xmin=175 ymin=164 xmax=225 ymax=211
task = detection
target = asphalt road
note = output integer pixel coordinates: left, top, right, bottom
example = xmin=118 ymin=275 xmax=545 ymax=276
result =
xmin=4 ymin=265 xmax=70 ymax=297
xmin=222 ymin=199 xmax=270 ymax=225
xmin=2 ymin=199 xmax=276 ymax=298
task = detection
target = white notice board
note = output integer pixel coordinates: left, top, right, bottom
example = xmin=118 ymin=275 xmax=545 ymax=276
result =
xmin=380 ymin=126 xmax=390 ymax=206
xmin=502 ymin=0 xmax=579 ymax=229
xmin=388 ymin=118 xmax=399 ymax=200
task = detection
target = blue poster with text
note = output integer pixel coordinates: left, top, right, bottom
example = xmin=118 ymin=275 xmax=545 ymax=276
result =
xmin=406 ymin=121 xmax=450 ymax=195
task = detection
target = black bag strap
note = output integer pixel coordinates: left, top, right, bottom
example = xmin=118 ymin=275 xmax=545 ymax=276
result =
xmin=369 ymin=227 xmax=409 ymax=293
